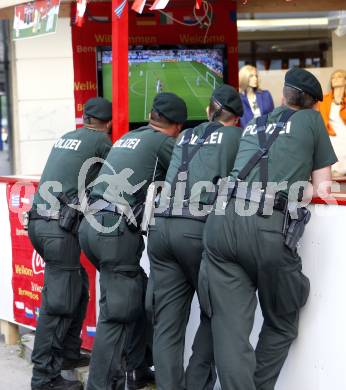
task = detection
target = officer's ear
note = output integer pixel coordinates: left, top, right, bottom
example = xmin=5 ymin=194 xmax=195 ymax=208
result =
xmin=106 ymin=120 xmax=112 ymax=137
xmin=173 ymin=123 xmax=183 ymax=137
xmin=206 ymin=106 xmax=214 ymax=121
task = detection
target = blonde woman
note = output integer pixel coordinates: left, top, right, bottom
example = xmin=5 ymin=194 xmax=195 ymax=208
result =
xmin=318 ymin=69 xmax=346 ymax=176
xmin=239 ymin=65 xmax=274 ymax=127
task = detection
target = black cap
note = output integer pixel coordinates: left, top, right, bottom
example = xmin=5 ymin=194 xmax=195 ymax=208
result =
xmin=152 ymin=92 xmax=187 ymax=123
xmin=212 ymin=84 xmax=243 ymax=117
xmin=284 ymin=67 xmax=323 ymax=102
xmin=84 ymin=97 xmax=112 ymax=121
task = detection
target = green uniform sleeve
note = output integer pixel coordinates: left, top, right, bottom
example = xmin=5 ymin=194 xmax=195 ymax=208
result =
xmin=312 ymin=113 xmax=338 ymax=171
xmin=157 ymin=136 xmax=176 ymax=170
xmin=96 ymin=133 xmax=112 ymax=160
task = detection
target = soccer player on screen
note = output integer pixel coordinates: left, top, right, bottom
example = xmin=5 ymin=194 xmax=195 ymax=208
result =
xmin=156 ymin=79 xmax=163 ymax=94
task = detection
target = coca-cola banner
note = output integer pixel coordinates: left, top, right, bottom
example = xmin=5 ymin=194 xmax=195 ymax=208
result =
xmin=2 ymin=178 xmax=96 ymax=350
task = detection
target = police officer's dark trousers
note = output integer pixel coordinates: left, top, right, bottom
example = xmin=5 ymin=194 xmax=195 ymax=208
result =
xmin=199 ymin=199 xmax=310 ymax=390
xmin=78 ymin=212 xmax=148 ymax=390
xmin=148 ymin=217 xmax=216 ymax=390
xmin=28 ymin=219 xmax=89 ymax=389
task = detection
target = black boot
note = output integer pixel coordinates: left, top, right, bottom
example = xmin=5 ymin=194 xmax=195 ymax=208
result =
xmin=35 ymin=375 xmax=83 ymax=390
xmin=126 ymin=367 xmax=155 ymax=390
xmin=62 ymin=352 xmax=90 ymax=370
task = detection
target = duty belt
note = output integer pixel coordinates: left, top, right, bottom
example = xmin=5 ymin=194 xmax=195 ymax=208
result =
xmin=154 ymin=201 xmax=209 ymax=222
xmin=87 ymin=199 xmax=127 ymax=215
xmin=88 ymin=199 xmax=144 ymax=233
xmin=231 ymin=186 xmax=289 ymax=214
xmin=28 ymin=209 xmax=60 ymax=221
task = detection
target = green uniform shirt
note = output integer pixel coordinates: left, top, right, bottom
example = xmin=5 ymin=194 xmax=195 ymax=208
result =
xmin=91 ymin=126 xmax=176 ymax=207
xmin=164 ymin=121 xmax=242 ymax=206
xmin=230 ymin=106 xmax=337 ymax=194
xmin=33 ymin=127 xmax=112 ymax=211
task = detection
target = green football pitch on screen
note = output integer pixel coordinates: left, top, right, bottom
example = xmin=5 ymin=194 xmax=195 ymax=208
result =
xmin=102 ymin=61 xmax=223 ymax=123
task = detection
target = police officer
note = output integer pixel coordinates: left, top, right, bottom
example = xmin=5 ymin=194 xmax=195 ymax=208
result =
xmin=28 ymin=97 xmax=113 ymax=390
xmin=147 ymin=85 xmax=244 ymax=390
xmin=78 ymin=92 xmax=188 ymax=390
xmin=201 ymin=68 xmax=337 ymax=390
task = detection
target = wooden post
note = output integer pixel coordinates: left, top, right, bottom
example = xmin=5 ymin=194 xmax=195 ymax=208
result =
xmin=0 ymin=320 xmax=19 ymax=345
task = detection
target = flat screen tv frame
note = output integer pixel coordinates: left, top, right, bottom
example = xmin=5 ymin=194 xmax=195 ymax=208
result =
xmin=96 ymin=44 xmax=228 ymax=130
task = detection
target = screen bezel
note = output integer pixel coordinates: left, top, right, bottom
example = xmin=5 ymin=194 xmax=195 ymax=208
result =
xmin=96 ymin=44 xmax=228 ymax=130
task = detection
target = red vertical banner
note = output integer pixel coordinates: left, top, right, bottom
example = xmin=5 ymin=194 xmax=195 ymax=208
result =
xmin=71 ymin=2 xmax=112 ymax=127
xmin=6 ymin=179 xmax=96 ymax=350
xmin=112 ymin=0 xmax=129 ymax=141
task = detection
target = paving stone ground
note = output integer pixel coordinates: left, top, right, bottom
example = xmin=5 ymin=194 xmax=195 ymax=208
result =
xmin=0 ymin=340 xmax=32 ymax=389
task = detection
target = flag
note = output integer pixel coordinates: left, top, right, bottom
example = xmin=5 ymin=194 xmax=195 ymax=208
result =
xmin=136 ymin=13 xmax=157 ymax=26
xmin=132 ymin=0 xmax=147 ymax=14
xmin=150 ymin=0 xmax=170 ymax=11
xmin=136 ymin=19 xmax=157 ymax=26
xmin=195 ymin=0 xmax=202 ymax=9
xmin=75 ymin=0 xmax=87 ymax=27
xmin=75 ymin=117 xmax=83 ymax=126
xmin=114 ymin=0 xmax=127 ymax=18
xmin=11 ymin=194 xmax=20 ymax=208
xmin=183 ymin=15 xmax=196 ymax=25
xmin=15 ymin=301 xmax=24 ymax=310
xmin=160 ymin=12 xmax=173 ymax=25
xmin=87 ymin=326 xmax=97 ymax=336
xmin=25 ymin=308 xmax=34 ymax=318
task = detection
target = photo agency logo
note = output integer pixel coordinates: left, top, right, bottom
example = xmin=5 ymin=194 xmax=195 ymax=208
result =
xmin=31 ymin=159 xmax=341 ymax=235
xmin=76 ymin=159 xmax=341 ymax=230
xmin=151 ymin=178 xmax=340 ymax=220
xmin=78 ymin=157 xmax=146 ymax=233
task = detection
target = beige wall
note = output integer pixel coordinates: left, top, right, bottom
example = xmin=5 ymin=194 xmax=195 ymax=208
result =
xmin=12 ymin=17 xmax=75 ymax=175
xmin=259 ymin=32 xmax=346 ymax=107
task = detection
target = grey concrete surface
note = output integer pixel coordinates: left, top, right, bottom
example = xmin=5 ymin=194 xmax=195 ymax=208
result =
xmin=0 ymin=340 xmax=32 ymax=389
xmin=0 ymin=337 xmax=153 ymax=389
xmin=18 ymin=333 xmax=153 ymax=390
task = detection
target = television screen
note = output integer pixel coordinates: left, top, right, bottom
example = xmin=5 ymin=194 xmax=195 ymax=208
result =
xmin=98 ymin=47 xmax=225 ymax=123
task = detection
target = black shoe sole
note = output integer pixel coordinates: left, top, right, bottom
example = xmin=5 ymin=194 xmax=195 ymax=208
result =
xmin=62 ymin=359 xmax=90 ymax=370
xmin=34 ymin=383 xmax=83 ymax=390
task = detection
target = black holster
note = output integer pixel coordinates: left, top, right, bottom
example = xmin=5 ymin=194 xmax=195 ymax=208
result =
xmin=284 ymin=207 xmax=311 ymax=252
xmin=57 ymin=192 xmax=82 ymax=234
